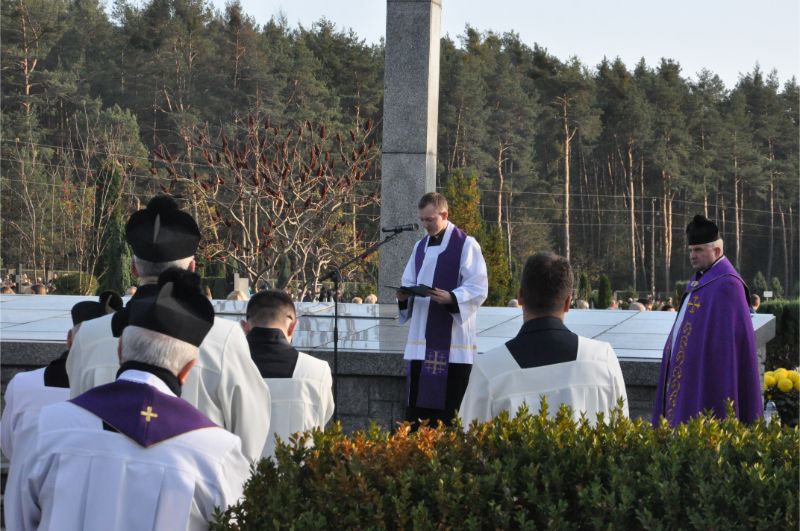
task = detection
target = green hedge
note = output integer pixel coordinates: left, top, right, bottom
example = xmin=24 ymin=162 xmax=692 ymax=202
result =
xmin=52 ymin=272 xmax=98 ymax=295
xmin=759 ymin=299 xmax=799 ymax=370
xmin=212 ymin=404 xmax=798 ymax=530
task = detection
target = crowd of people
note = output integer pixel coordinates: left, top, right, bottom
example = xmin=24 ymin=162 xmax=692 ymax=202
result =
xmin=0 ymin=193 xmax=763 ymax=530
xmin=1 ymin=273 xmax=57 ymax=295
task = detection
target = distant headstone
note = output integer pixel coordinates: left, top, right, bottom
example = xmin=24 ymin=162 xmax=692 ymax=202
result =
xmin=378 ymin=0 xmax=442 ymax=302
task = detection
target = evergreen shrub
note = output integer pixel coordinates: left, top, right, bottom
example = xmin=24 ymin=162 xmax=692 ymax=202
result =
xmin=759 ymin=299 xmax=800 ymax=370
xmin=212 ymin=403 xmax=798 ymax=530
xmin=53 ymin=273 xmax=98 ymax=295
xmin=597 ymin=275 xmax=612 ymax=309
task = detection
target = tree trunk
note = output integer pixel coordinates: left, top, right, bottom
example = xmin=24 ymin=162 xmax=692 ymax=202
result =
xmin=766 ymin=140 xmax=775 ymax=280
xmin=650 ymin=197 xmax=656 ymax=296
xmin=560 ymin=96 xmax=573 ymax=263
xmin=662 ymin=172 xmax=673 ymax=294
xmin=496 ymin=142 xmax=504 ymax=230
xmin=733 ymin=137 xmax=742 ymax=270
xmin=628 ymin=145 xmax=636 ymax=291
xmin=780 ymin=204 xmax=788 ymax=298
xmin=789 ymin=206 xmax=795 ymax=296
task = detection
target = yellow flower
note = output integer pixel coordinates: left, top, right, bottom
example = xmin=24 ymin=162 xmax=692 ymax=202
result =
xmin=777 ymin=378 xmax=794 ymax=393
xmin=773 ymin=368 xmax=788 ymax=381
xmin=787 ymin=370 xmax=800 ymax=384
xmin=764 ymin=374 xmax=777 ymax=388
xmin=795 ymin=379 xmax=800 ymax=392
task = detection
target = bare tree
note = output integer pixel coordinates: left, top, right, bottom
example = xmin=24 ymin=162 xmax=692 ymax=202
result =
xmin=156 ymin=114 xmax=380 ymax=298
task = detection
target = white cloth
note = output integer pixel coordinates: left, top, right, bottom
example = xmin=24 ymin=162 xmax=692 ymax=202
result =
xmin=261 ymin=352 xmax=334 ymax=458
xmin=459 ymin=337 xmax=629 ymax=425
xmin=4 ymin=371 xmax=250 ymax=531
xmin=66 ymin=312 xmax=271 ymax=462
xmin=399 ymin=222 xmax=488 ymax=364
xmin=1 ymin=368 xmax=69 ymax=461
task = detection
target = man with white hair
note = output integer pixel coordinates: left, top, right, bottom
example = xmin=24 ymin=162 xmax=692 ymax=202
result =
xmin=1 ymin=292 xmax=122 ymax=460
xmin=67 ymin=195 xmax=270 ymax=461
xmin=4 ymin=269 xmax=250 ymax=531
xmin=652 ymin=215 xmax=762 ymax=426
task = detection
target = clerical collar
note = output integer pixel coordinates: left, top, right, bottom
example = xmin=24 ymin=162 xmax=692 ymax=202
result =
xmin=116 ymin=360 xmax=182 ymax=396
xmin=427 ymin=227 xmax=447 ymax=247
xmin=247 ymin=326 xmax=291 ymax=345
xmin=43 ymin=350 xmax=70 ymax=388
xmin=519 ymin=316 xmax=569 ymax=334
xmin=697 ymin=256 xmax=724 ymax=278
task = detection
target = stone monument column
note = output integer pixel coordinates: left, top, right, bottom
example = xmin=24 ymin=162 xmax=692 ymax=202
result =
xmin=378 ymin=0 xmax=442 ymax=302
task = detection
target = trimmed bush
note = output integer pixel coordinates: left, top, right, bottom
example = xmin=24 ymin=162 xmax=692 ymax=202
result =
xmin=52 ymin=272 xmax=98 ymax=295
xmin=759 ymin=299 xmax=800 ymax=370
xmin=212 ymin=404 xmax=799 ymax=530
xmin=597 ymin=275 xmax=612 ymax=309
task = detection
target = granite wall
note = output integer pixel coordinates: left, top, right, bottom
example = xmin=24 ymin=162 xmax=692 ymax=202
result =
xmin=1 ymin=341 xmax=661 ymax=433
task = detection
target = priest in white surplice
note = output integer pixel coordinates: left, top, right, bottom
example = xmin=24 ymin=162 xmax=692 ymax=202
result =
xmin=1 ymin=292 xmax=122 ymax=461
xmin=240 ymin=290 xmax=334 ymax=458
xmin=397 ymin=192 xmax=488 ymax=427
xmin=66 ymin=195 xmax=270 ymax=462
xmin=460 ymin=252 xmax=628 ymax=425
xmin=5 ymin=269 xmax=250 ymax=531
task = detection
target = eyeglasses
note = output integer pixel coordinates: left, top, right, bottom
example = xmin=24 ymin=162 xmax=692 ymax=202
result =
xmin=419 ymin=214 xmax=443 ymax=223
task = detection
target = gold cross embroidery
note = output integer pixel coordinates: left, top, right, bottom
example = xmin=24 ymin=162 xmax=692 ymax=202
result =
xmin=140 ymin=406 xmax=159 ymax=422
xmin=425 ymin=351 xmax=448 ymax=375
xmin=687 ymin=295 xmax=701 ymax=314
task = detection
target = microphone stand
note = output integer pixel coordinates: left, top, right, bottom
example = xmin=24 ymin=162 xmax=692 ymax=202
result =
xmin=319 ymin=229 xmax=406 ymax=422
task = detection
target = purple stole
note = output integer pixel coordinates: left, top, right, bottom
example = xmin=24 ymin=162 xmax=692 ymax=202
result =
xmin=71 ymin=379 xmax=217 ymax=447
xmin=410 ymin=226 xmax=467 ymax=410
xmin=652 ymin=257 xmax=762 ymax=426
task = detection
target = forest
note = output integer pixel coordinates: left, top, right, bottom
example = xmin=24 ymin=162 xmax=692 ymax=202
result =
xmin=2 ymin=0 xmax=797 ymax=302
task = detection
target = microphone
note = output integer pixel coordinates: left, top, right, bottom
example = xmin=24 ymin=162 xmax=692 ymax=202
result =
xmin=381 ymin=223 xmax=419 ymax=233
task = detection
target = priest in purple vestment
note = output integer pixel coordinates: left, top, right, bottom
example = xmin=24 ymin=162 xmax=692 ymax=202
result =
xmin=652 ymin=215 xmax=763 ymax=427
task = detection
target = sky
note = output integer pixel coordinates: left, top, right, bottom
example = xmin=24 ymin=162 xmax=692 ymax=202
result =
xmin=205 ymin=0 xmax=799 ymax=90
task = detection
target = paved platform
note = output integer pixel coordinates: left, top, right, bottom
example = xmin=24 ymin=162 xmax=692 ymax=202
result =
xmin=0 ymin=294 xmax=777 ymax=363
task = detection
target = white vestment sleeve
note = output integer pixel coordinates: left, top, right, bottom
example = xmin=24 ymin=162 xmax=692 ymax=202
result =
xmin=451 ymin=238 xmax=489 ymax=326
xmin=398 ymin=241 xmax=420 ymax=324
xmin=217 ymin=439 xmax=252 ymax=509
xmin=320 ymin=366 xmax=335 ymax=427
xmin=1 ymin=375 xmax=18 ymax=459
xmin=458 ymin=361 xmax=492 ymax=427
xmin=66 ymin=325 xmax=87 ymax=398
xmin=607 ymin=345 xmax=629 ymax=418
xmin=4 ymin=413 xmax=42 ymax=531
xmin=218 ymin=325 xmax=272 ymax=462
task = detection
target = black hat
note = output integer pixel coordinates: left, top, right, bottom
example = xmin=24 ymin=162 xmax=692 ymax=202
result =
xmin=71 ymin=291 xmax=123 ymax=326
xmin=686 ymin=215 xmax=719 ymax=245
xmin=125 ymin=196 xmax=201 ymax=262
xmin=121 ymin=268 xmax=214 ymax=347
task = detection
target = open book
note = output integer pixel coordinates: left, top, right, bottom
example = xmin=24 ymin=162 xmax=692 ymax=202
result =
xmin=384 ymin=284 xmax=433 ymax=297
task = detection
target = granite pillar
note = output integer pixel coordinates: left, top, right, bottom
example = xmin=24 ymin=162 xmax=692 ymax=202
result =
xmin=378 ymin=0 xmax=442 ymax=302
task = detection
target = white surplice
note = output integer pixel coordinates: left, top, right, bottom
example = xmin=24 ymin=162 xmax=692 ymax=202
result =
xmin=66 ymin=311 xmax=271 ymax=462
xmin=261 ymin=352 xmax=334 ymax=458
xmin=1 ymin=368 xmax=69 ymax=461
xmin=459 ymin=337 xmax=629 ymax=425
xmin=3 ymin=371 xmax=250 ymax=531
xmin=399 ymin=222 xmax=488 ymax=364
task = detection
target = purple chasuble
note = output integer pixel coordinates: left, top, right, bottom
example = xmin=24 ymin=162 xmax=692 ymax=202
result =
xmin=409 ymin=227 xmax=467 ymax=410
xmin=652 ymin=257 xmax=762 ymax=427
xmin=71 ymin=379 xmax=217 ymax=447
